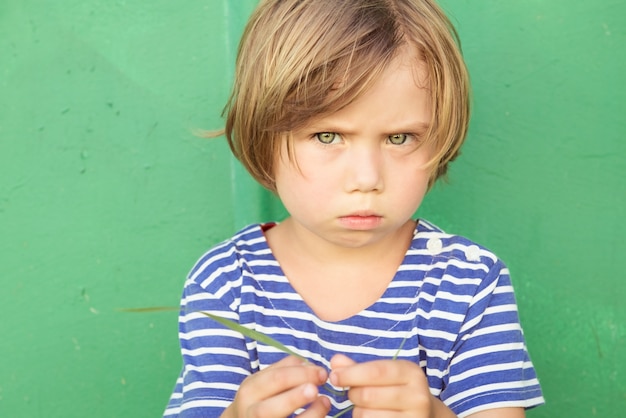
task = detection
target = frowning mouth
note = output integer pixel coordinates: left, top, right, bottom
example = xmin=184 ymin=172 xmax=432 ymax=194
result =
xmin=338 ymin=212 xmax=383 ymax=230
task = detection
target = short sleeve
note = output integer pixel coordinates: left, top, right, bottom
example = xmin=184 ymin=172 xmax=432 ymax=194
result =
xmin=441 ymin=261 xmax=544 ymax=417
xmin=164 ymin=246 xmax=254 ymax=417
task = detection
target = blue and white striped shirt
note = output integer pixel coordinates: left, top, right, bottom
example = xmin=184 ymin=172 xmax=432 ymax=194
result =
xmin=165 ymin=220 xmax=544 ymax=417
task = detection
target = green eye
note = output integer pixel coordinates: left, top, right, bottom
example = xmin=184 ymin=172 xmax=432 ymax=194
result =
xmin=389 ymin=134 xmax=408 ymax=145
xmin=315 ymin=132 xmax=339 ymax=144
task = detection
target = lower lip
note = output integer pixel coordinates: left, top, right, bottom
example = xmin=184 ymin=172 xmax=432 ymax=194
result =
xmin=339 ymin=215 xmax=383 ymax=230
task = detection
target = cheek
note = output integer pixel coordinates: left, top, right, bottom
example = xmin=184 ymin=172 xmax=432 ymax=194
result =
xmin=275 ymin=145 xmax=334 ymax=193
xmin=274 ymin=163 xmax=336 ymax=217
xmin=391 ymin=165 xmax=431 ymax=205
xmin=276 ymin=169 xmax=333 ymax=202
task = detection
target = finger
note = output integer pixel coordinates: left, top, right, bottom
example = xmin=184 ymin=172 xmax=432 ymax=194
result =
xmin=330 ymin=353 xmax=357 ymax=370
xmin=330 ymin=359 xmax=418 ymax=388
xmin=246 ymin=383 xmax=320 ymax=418
xmin=348 ymin=384 xmax=431 ymax=411
xmin=299 ymin=396 xmax=331 ymax=418
xmin=351 ymin=407 xmax=410 ymax=418
xmin=237 ymin=358 xmax=327 ymax=411
xmin=261 ymin=356 xmax=327 ymax=387
xmin=268 ymin=354 xmax=310 ymax=369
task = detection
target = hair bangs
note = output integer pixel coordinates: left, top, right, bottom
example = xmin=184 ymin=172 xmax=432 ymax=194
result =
xmin=271 ymin=3 xmax=405 ymax=133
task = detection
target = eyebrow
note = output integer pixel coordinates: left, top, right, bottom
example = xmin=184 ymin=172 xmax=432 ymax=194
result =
xmin=392 ymin=121 xmax=431 ymax=133
xmin=304 ymin=120 xmax=431 ymax=135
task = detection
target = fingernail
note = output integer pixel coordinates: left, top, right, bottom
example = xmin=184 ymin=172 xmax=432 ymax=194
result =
xmin=329 ymin=371 xmax=338 ymax=386
xmin=303 ymin=383 xmax=317 ymax=399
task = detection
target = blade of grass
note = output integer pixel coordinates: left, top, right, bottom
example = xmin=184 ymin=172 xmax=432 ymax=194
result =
xmin=198 ymin=311 xmax=306 ymax=362
xmin=199 ymin=312 xmax=347 ymax=397
xmin=333 ymin=405 xmax=355 ymax=418
xmin=392 ymin=331 xmax=410 ymax=360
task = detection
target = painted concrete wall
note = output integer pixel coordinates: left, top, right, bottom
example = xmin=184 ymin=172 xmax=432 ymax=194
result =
xmin=0 ymin=0 xmax=623 ymax=417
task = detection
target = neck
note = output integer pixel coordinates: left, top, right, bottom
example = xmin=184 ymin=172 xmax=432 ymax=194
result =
xmin=269 ymin=218 xmax=416 ymax=268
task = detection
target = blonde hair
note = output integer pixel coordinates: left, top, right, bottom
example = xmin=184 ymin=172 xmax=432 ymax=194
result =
xmin=219 ymin=0 xmax=470 ymax=191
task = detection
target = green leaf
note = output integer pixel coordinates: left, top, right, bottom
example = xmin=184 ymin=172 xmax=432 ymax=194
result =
xmin=333 ymin=405 xmax=354 ymax=418
xmin=199 ymin=312 xmax=348 ymax=397
xmin=198 ymin=311 xmax=306 ymax=361
xmin=392 ymin=331 xmax=410 ymax=360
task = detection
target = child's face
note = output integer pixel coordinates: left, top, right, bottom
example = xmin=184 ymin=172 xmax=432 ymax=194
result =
xmin=274 ymin=49 xmax=433 ymax=249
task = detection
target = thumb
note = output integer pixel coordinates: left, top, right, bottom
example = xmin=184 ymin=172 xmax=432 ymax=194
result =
xmin=329 ymin=354 xmax=356 ymax=388
xmin=330 ymin=353 xmax=356 ymax=370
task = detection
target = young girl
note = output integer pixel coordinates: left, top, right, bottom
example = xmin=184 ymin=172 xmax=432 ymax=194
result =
xmin=165 ymin=0 xmax=544 ymax=417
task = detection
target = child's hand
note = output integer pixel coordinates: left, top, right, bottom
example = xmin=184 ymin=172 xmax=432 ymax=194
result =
xmin=222 ymin=355 xmax=330 ymax=418
xmin=330 ymin=354 xmax=444 ymax=418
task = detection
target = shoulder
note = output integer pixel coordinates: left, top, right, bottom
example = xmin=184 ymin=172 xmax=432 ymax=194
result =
xmin=411 ymin=219 xmax=511 ymax=298
xmin=414 ymin=219 xmax=502 ymax=267
xmin=185 ymin=223 xmax=272 ymax=294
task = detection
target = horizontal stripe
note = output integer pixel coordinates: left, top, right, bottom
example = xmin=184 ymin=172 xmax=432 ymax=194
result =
xmin=459 ymin=397 xmax=546 ymax=418
xmin=445 ymin=379 xmax=543 ymax=405
xmin=164 ymin=219 xmax=544 ymax=417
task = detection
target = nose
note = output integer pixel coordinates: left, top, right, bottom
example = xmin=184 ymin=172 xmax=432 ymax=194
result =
xmin=343 ymin=143 xmax=384 ymax=193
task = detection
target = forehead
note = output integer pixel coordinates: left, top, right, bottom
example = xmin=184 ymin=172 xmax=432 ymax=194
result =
xmin=299 ymin=46 xmax=430 ymax=124
xmin=317 ymin=67 xmax=430 ymax=134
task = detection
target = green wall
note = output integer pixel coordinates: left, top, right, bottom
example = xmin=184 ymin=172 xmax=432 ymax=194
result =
xmin=0 ymin=1 xmax=623 ymax=417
